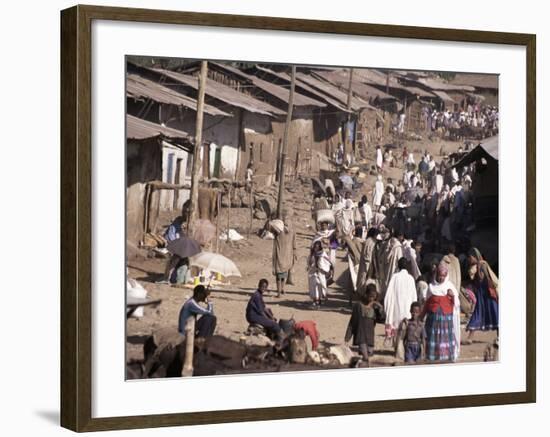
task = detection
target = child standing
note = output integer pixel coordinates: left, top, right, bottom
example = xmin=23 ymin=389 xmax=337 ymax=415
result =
xmin=345 ymin=284 xmax=386 ymax=365
xmin=307 ymin=240 xmax=333 ymax=308
xmin=396 ymin=301 xmax=426 ymax=363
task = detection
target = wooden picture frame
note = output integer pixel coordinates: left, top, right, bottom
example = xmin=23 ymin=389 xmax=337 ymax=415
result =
xmin=61 ymin=4 xmax=536 ymax=432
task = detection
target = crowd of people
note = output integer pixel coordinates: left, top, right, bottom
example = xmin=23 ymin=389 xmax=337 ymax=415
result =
xmin=174 ymin=140 xmax=499 ymax=369
xmin=422 ymin=105 xmax=499 ymax=140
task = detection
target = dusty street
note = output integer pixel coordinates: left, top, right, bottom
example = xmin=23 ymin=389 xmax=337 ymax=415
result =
xmin=127 ymin=137 xmax=497 ymax=371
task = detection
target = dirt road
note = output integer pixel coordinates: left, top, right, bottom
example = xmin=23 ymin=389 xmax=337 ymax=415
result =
xmin=127 ymin=137 xmax=497 ymax=369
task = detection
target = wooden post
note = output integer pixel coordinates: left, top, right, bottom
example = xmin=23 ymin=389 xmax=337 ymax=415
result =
xmin=276 ymin=65 xmax=296 ymax=218
xmin=403 ymin=97 xmax=408 ymax=139
xmin=346 ymin=67 xmax=354 ymax=157
xmin=187 ymin=61 xmax=208 ymax=234
xmin=215 ymin=190 xmax=220 ymax=253
xmin=181 ymin=316 xmax=196 ymax=377
xmin=407 ymin=101 xmax=412 ymax=133
xmin=226 ymin=187 xmax=231 ymax=244
xmin=152 ymin=188 xmax=161 ymax=234
xmin=247 ymin=185 xmax=253 ymax=239
xmin=143 ymin=184 xmax=151 ymax=236
xmin=346 ymin=68 xmax=354 ymax=110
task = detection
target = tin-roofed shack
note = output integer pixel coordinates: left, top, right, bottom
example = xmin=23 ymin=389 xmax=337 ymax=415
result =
xmin=254 ymin=66 xmax=378 ymax=164
xmin=308 ymin=69 xmax=392 ymax=156
xmin=450 ymin=73 xmax=499 ymax=107
xmin=453 ymin=135 xmax=499 ymax=226
xmin=128 ymin=62 xmax=286 ymax=186
xmin=178 ymin=62 xmax=336 ymax=185
xmin=252 ymin=66 xmax=348 ymax=163
xmin=126 ymin=115 xmax=193 ymax=244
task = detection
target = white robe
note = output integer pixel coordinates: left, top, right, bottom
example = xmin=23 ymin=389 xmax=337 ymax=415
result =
xmin=361 ymin=203 xmax=373 ymax=228
xmin=426 ymin=278 xmax=461 ymax=359
xmin=402 ymin=240 xmax=421 ymax=279
xmin=312 ymin=229 xmax=335 ymax=247
xmin=308 ymin=252 xmax=331 ymax=301
xmin=373 ymin=181 xmax=384 ymax=207
xmin=435 ymin=174 xmax=444 ymax=193
xmin=336 ymin=207 xmax=355 ymax=236
xmin=376 ymin=149 xmax=383 ymax=168
xmin=384 ymin=269 xmax=418 ymax=330
xmin=332 ymin=200 xmax=344 ymax=212
xmin=451 ymin=168 xmax=459 ymax=183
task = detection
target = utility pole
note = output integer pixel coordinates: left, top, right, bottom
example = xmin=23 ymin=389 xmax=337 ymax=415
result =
xmin=346 ymin=68 xmax=354 ymax=157
xmin=187 ymin=61 xmax=208 ymax=234
xmin=386 ymin=71 xmax=390 ymax=95
xmin=346 ymin=67 xmax=354 ymax=111
xmin=276 ymin=65 xmax=296 ymax=218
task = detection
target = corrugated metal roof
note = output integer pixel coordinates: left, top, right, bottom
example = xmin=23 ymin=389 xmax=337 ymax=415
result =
xmin=295 ymin=72 xmax=373 ymax=111
xmin=126 ymin=114 xmax=191 ymax=145
xmin=209 ymin=63 xmax=326 ymax=108
xmin=150 ymin=68 xmax=285 ymax=116
xmin=392 ymin=70 xmax=431 ymax=79
xmin=416 ymin=78 xmax=475 ymax=92
xmin=255 ymin=66 xmax=351 ymax=112
xmin=312 ymin=70 xmax=396 ymax=101
xmin=352 ymin=68 xmax=409 ymax=90
xmin=432 ymin=90 xmax=456 ymax=102
xmin=404 ymin=86 xmax=435 ymax=98
xmin=450 ymin=73 xmax=499 ymax=90
xmin=352 ymin=69 xmax=442 ymax=98
xmin=126 ymin=74 xmax=231 ymax=117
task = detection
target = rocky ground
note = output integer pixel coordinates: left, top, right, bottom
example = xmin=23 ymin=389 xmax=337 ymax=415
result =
xmin=127 ymin=136 xmax=497 ymax=374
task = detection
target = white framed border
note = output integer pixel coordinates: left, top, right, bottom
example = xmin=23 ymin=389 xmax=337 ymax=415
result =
xmin=92 ymin=19 xmax=527 ymax=418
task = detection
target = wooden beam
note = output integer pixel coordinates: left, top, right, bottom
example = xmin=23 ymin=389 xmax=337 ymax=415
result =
xmin=187 ymin=61 xmax=208 ymax=234
xmin=276 ymin=65 xmax=296 ymax=218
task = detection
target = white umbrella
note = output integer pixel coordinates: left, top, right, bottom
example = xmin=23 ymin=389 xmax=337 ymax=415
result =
xmin=189 ymin=252 xmax=242 ymax=278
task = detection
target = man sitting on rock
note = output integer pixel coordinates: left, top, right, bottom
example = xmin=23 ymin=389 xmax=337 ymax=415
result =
xmin=245 ymin=278 xmax=283 ymax=340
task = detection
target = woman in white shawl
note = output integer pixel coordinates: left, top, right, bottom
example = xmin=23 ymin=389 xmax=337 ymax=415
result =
xmin=359 ymin=195 xmax=373 ymax=229
xmin=373 ymin=175 xmax=384 ymax=211
xmin=422 ymin=263 xmax=461 ymax=361
xmin=402 ymin=239 xmax=421 ymax=280
xmin=332 ymin=193 xmax=344 ymax=212
xmin=384 ymin=257 xmax=418 ymax=343
xmin=307 ymin=240 xmax=332 ymax=309
xmin=335 ymin=199 xmax=355 ymax=237
xmin=376 ymin=146 xmax=383 ymax=171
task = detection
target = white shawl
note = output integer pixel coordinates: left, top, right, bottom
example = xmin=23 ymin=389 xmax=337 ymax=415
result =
xmin=427 ymin=278 xmax=461 ymax=359
xmin=402 ymin=240 xmax=421 ymax=280
xmin=373 ymin=181 xmax=384 ymax=207
xmin=376 ymin=149 xmax=383 ymax=167
xmin=384 ymin=269 xmax=417 ymax=330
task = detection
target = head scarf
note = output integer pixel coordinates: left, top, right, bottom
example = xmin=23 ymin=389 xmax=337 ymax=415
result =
xmin=468 ymin=247 xmax=483 ymax=262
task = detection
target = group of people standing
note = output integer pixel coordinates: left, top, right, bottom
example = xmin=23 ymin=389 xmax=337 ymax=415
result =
xmin=307 ymin=141 xmax=499 ymax=366
xmin=174 ymin=140 xmax=498 ymax=369
xmin=423 ymin=105 xmax=499 ymax=140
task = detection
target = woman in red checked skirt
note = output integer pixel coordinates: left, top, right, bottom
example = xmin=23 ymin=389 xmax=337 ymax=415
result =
xmin=422 ymin=263 xmax=461 ymax=362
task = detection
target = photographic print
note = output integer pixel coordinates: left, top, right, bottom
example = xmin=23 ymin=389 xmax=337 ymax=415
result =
xmin=125 ymin=57 xmax=500 ymax=379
